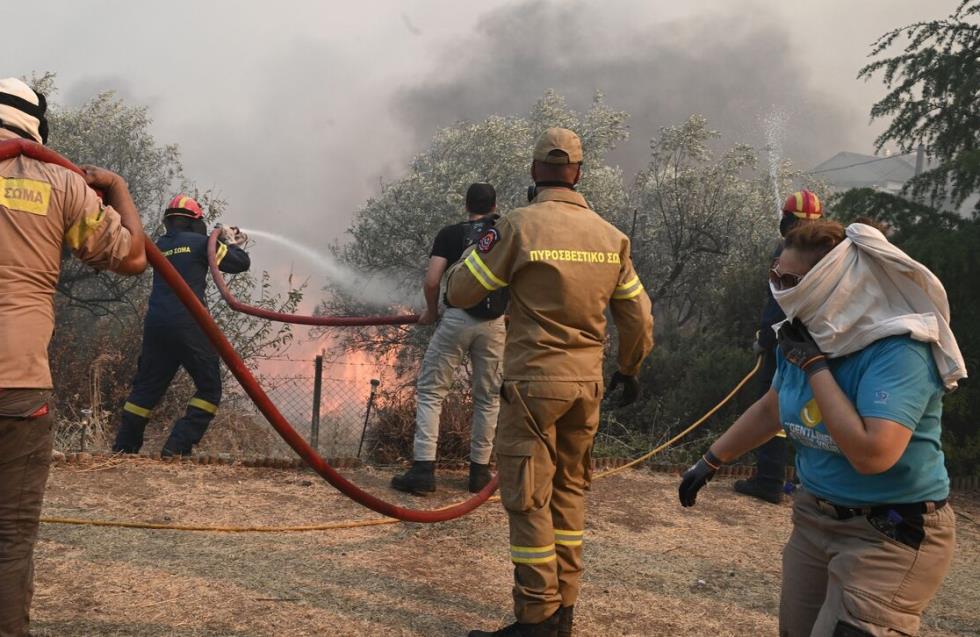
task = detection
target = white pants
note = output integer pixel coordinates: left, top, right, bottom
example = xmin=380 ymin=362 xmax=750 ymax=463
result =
xmin=414 ymin=308 xmax=505 ymax=464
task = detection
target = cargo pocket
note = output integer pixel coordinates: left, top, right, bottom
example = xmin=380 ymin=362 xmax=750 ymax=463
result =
xmin=496 ymin=437 xmax=541 ymax=514
xmin=841 ymin=588 xmax=920 ymax=637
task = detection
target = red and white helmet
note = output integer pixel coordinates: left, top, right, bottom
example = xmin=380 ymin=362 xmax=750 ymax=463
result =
xmin=164 ymin=194 xmax=204 ymax=219
xmin=782 ymin=189 xmax=823 ymax=220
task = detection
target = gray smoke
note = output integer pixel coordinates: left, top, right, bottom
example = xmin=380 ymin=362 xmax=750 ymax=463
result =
xmin=396 ymin=0 xmax=862 ymax=174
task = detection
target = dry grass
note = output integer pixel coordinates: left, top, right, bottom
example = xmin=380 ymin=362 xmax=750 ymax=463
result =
xmin=32 ymin=458 xmax=980 ymax=636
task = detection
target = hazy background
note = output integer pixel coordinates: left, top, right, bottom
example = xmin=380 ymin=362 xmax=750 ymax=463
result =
xmin=8 ymin=0 xmax=957 ymax=260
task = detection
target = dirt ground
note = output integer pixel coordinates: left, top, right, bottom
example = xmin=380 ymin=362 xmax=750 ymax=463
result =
xmin=31 ymin=458 xmax=980 ymax=636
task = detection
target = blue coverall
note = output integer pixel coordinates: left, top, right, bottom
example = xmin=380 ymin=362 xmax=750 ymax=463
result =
xmin=113 ymin=229 xmax=249 ymax=456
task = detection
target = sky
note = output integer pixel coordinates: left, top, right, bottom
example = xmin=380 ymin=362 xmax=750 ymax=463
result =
xmin=7 ymin=0 xmax=958 ymax=264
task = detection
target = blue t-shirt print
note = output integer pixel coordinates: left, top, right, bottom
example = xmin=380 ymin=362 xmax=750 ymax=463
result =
xmin=773 ymin=335 xmax=949 ymax=506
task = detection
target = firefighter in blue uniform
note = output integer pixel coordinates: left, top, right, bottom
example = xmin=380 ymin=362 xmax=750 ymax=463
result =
xmin=113 ymin=194 xmax=250 ymax=457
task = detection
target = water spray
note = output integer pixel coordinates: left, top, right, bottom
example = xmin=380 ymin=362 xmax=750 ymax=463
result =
xmin=241 ymin=228 xmax=420 ymax=309
xmin=762 ymin=110 xmax=788 ymax=220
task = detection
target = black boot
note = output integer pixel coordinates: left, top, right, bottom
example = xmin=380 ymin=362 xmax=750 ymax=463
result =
xmin=733 ymin=478 xmax=783 ymax=504
xmin=468 ymin=462 xmax=493 ymax=493
xmin=468 ymin=609 xmax=560 ymax=637
xmin=558 ymin=606 xmax=573 ymax=637
xmin=391 ymin=461 xmax=436 ymax=495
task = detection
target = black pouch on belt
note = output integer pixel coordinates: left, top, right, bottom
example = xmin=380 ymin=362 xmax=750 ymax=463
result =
xmin=866 ymin=508 xmax=925 ymax=550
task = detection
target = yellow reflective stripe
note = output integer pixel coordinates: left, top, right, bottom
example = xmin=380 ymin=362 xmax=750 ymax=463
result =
xmin=613 ymin=277 xmax=644 ymax=300
xmin=215 ymin=242 xmax=229 ymax=265
xmin=64 ymin=207 xmax=107 ymax=250
xmin=554 ymin=529 xmax=584 ymax=547
xmin=510 ymin=544 xmax=556 ymax=564
xmin=468 ymin=251 xmax=507 ymax=288
xmin=188 ymin=397 xmax=219 ymax=414
xmin=513 ymin=554 xmax=558 ymax=564
xmin=616 ymin=275 xmax=639 ymax=291
xmin=464 ymin=257 xmax=495 ymax=291
xmin=123 ymin=402 xmax=151 ymax=418
xmin=511 ymin=543 xmax=555 ymax=553
xmin=613 ymin=286 xmax=644 ymax=300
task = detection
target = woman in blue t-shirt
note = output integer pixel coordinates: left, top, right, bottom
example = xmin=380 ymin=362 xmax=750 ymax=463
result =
xmin=678 ymin=220 xmax=960 ymax=637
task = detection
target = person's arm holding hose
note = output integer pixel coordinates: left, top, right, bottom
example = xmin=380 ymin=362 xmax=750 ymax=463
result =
xmin=417 ymin=256 xmax=448 ymax=325
xmin=215 ymin=226 xmax=251 ymax=274
xmin=80 ymin=166 xmax=146 ymax=274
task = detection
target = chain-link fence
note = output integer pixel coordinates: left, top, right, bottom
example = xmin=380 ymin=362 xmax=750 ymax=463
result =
xmin=248 ymin=358 xmax=380 ymax=459
xmin=57 ymin=350 xmax=485 ymax=465
xmin=207 ymin=354 xmax=397 ymax=461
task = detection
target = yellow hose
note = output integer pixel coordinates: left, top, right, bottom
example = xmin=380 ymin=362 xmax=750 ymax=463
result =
xmin=40 ymin=357 xmax=761 ymax=533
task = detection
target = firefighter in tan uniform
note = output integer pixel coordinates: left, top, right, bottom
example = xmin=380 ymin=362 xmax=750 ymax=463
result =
xmin=450 ymin=129 xmax=654 ymax=637
xmin=0 ymin=77 xmax=146 ymax=636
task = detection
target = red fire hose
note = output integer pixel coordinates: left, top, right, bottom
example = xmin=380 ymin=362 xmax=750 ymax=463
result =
xmin=1 ymin=139 xmax=497 ymax=523
xmin=208 ymin=230 xmax=418 ymax=326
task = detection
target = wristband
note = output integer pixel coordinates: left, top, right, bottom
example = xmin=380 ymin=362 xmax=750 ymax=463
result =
xmin=801 ymin=355 xmax=829 ymax=378
xmin=702 ymin=449 xmax=724 ymax=470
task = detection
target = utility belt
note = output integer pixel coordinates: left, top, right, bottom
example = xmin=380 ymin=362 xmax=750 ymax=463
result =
xmin=814 ymin=496 xmax=947 ymax=521
xmin=442 ymin=297 xmax=506 ymax=321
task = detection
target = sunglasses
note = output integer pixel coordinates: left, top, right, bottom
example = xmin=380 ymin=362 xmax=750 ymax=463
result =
xmin=769 ymin=264 xmax=805 ymax=291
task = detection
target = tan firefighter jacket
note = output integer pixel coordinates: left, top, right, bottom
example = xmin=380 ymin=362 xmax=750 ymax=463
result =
xmin=447 ymin=187 xmax=653 ymax=382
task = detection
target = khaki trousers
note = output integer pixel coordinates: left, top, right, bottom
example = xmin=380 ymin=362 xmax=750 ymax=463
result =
xmin=0 ymin=390 xmax=53 ymax=637
xmin=414 ymin=309 xmax=505 ymax=464
xmin=495 ymin=380 xmax=602 ymax=624
xmin=780 ymin=488 xmax=955 ymax=637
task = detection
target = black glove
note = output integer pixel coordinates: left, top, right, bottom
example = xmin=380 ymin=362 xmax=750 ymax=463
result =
xmin=777 ymin=319 xmax=828 ymax=377
xmin=678 ymin=450 xmax=723 ymax=507
xmin=607 ymin=371 xmax=640 ymax=407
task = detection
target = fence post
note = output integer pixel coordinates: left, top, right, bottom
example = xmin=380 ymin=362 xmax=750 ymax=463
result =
xmin=357 ymin=379 xmax=381 ymax=459
xmin=310 ymin=355 xmax=323 ymax=451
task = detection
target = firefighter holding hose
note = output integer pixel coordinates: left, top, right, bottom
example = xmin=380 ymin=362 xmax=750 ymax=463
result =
xmin=113 ymin=195 xmax=249 ymax=457
xmin=449 ymin=128 xmax=654 ymax=637
xmin=0 ymin=77 xmax=147 ymax=636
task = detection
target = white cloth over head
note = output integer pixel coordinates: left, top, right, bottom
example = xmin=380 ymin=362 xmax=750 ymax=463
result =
xmin=771 ymin=223 xmax=967 ymax=391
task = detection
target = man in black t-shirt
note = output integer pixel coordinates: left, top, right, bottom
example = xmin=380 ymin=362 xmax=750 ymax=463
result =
xmin=392 ymin=183 xmax=507 ymax=495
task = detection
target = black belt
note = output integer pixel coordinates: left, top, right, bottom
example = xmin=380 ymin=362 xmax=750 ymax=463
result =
xmin=815 ymin=497 xmax=947 ymax=521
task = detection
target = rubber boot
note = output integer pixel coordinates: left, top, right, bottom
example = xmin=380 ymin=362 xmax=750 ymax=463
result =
xmin=733 ymin=478 xmax=783 ymax=504
xmin=558 ymin=606 xmax=573 ymax=637
xmin=468 ymin=609 xmax=560 ymax=637
xmin=391 ymin=461 xmax=436 ymax=495
xmin=468 ymin=461 xmax=492 ymax=493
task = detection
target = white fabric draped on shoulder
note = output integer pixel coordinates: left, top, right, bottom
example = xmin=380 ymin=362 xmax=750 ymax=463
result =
xmin=771 ymin=223 xmax=967 ymax=391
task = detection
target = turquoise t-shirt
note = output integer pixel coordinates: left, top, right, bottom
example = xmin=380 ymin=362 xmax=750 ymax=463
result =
xmin=773 ymin=335 xmax=949 ymax=506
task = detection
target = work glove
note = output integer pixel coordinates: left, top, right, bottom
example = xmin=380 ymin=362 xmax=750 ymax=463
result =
xmin=678 ymin=450 xmax=723 ymax=507
xmin=777 ymin=319 xmax=828 ymax=377
xmin=219 ymin=225 xmax=248 ymax=247
xmin=606 ymin=371 xmax=640 ymax=407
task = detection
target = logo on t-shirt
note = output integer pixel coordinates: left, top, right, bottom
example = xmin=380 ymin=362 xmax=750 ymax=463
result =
xmin=800 ymin=399 xmax=823 ymax=428
xmin=874 ymin=390 xmax=890 ymax=405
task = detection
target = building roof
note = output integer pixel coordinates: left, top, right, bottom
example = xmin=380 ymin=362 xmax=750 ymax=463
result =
xmin=809 ymin=151 xmax=916 ymax=190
